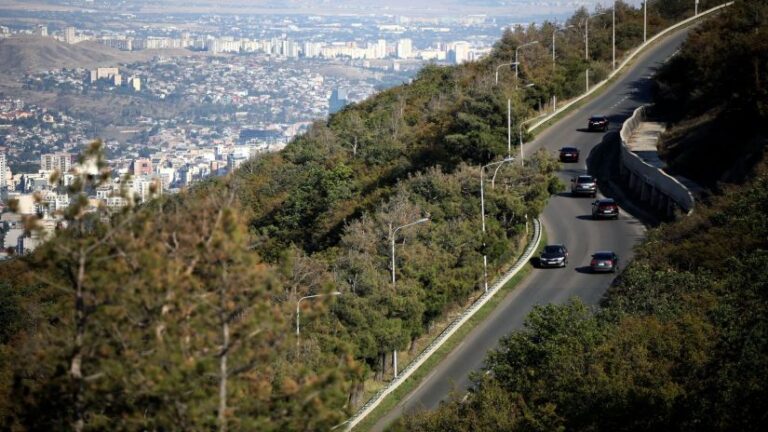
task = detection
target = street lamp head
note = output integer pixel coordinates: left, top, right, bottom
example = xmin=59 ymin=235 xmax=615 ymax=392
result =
xmin=417 ymin=217 xmax=430 ymax=224
xmin=331 ymin=291 xmax=342 ymax=296
xmin=503 ymin=156 xmax=515 ymax=163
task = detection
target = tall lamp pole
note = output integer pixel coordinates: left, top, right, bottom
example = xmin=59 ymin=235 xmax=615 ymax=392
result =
xmin=495 ymin=62 xmax=513 ymax=85
xmin=643 ymin=1 xmax=647 ymax=42
xmin=612 ymin=4 xmax=616 ymax=70
xmin=552 ymin=25 xmax=574 ymax=69
xmin=296 ymin=292 xmax=342 ymax=337
xmin=518 ymin=114 xmax=546 ymax=167
xmin=585 ymin=11 xmax=606 ymax=60
xmin=514 ymin=40 xmax=539 ymax=86
xmin=389 ymin=217 xmax=429 ymax=378
xmin=480 ymin=157 xmax=514 ymax=292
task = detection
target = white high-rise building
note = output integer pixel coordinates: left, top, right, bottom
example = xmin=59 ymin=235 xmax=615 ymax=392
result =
xmin=302 ymin=41 xmax=323 ymax=58
xmin=40 ymin=152 xmax=72 ymax=174
xmin=0 ymin=153 xmax=8 ymax=191
xmin=448 ymin=41 xmax=471 ymax=64
xmin=396 ymin=38 xmax=413 ymax=59
xmin=375 ymin=39 xmax=387 ymax=59
xmin=64 ymin=26 xmax=76 ymax=44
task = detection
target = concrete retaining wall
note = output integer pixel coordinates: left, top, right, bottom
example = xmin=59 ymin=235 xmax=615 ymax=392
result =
xmin=620 ymin=105 xmax=695 ymax=217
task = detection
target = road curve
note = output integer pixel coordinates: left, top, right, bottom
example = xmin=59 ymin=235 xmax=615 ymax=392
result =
xmin=370 ymin=26 xmax=692 ymax=432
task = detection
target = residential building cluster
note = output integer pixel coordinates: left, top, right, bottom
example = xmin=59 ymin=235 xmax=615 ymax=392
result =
xmin=25 ymin=55 xmax=383 ymax=122
xmin=0 ymin=97 xmax=93 ymax=172
xmin=89 ymin=67 xmax=141 ymax=91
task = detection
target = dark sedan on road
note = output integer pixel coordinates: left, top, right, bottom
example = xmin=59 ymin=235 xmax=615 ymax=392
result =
xmin=559 ymin=147 xmax=580 ymax=163
xmin=590 ymin=251 xmax=619 ymax=273
xmin=571 ymin=175 xmax=597 ymax=197
xmin=588 ymin=115 xmax=609 ymax=132
xmin=592 ymin=198 xmax=619 ymax=219
xmin=539 ymin=244 xmax=568 ymax=268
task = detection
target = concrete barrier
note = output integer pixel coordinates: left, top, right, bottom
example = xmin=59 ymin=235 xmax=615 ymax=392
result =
xmin=620 ymin=105 xmax=695 ymax=216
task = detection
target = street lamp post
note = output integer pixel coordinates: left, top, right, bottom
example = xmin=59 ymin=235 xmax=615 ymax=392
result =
xmin=695 ymin=0 xmax=699 ymax=16
xmin=552 ymin=25 xmax=574 ymax=68
xmin=390 ymin=218 xmax=430 ymax=286
xmin=480 ymin=157 xmax=514 ymax=292
xmin=612 ymin=4 xmax=616 ymax=70
xmin=514 ymin=41 xmax=539 ymax=86
xmin=495 ymin=62 xmax=514 ymax=85
xmin=389 ymin=217 xmax=429 ymax=378
xmin=585 ymin=11 xmax=606 ymax=60
xmin=643 ymin=0 xmax=648 ymax=42
xmin=518 ymin=114 xmax=546 ymax=167
xmin=296 ymin=292 xmax=342 ymax=337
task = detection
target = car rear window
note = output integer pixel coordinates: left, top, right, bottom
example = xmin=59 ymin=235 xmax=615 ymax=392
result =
xmin=544 ymin=246 xmax=562 ymax=254
xmin=577 ymin=176 xmax=593 ymax=183
xmin=593 ymin=253 xmax=614 ymax=260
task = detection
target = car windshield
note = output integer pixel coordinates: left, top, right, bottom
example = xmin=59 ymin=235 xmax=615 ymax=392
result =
xmin=598 ymin=200 xmax=615 ymax=206
xmin=577 ymin=176 xmax=593 ymax=183
xmin=593 ymin=253 xmax=614 ymax=260
xmin=544 ymin=246 xmax=563 ymax=254
xmin=561 ymin=147 xmax=577 ymax=152
xmin=591 ymin=116 xmax=606 ymax=121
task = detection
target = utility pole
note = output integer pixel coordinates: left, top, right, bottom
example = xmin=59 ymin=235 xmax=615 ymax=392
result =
xmin=612 ymin=4 xmax=616 ymax=70
xmin=507 ymin=99 xmax=511 ymax=157
xmin=644 ymin=1 xmax=647 ymax=42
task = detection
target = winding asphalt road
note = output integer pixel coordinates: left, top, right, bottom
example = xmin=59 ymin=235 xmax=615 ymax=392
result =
xmin=370 ymin=25 xmax=693 ymax=432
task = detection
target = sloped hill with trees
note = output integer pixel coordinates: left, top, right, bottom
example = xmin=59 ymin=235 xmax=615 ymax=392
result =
xmin=655 ymin=0 xmax=768 ymax=186
xmin=0 ymin=1 xmax=730 ymax=430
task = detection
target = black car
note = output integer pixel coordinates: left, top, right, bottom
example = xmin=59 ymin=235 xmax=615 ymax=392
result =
xmin=590 ymin=251 xmax=619 ymax=273
xmin=588 ymin=115 xmax=609 ymax=132
xmin=592 ymin=198 xmax=619 ymax=219
xmin=539 ymin=244 xmax=568 ymax=268
xmin=559 ymin=147 xmax=580 ymax=163
xmin=571 ymin=175 xmax=597 ymax=197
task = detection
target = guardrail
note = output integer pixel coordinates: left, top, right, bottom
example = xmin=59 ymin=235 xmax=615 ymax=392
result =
xmin=345 ymin=218 xmax=542 ymax=431
xmin=527 ymin=1 xmax=734 ymax=134
xmin=620 ymin=105 xmax=695 ymax=216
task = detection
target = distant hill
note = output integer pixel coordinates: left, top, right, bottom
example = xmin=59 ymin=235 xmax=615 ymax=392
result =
xmin=0 ymin=36 xmax=125 ymax=75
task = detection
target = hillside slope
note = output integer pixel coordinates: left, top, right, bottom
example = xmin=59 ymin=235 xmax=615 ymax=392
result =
xmin=654 ymin=0 xmax=768 ymax=187
xmin=0 ymin=37 xmax=125 ymax=75
xmin=0 ymin=36 xmax=205 ymax=77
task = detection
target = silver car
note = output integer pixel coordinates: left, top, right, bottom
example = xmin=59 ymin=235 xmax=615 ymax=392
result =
xmin=590 ymin=251 xmax=619 ymax=273
xmin=571 ymin=175 xmax=597 ymax=197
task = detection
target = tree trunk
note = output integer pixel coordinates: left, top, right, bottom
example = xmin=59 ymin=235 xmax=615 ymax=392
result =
xmin=71 ymin=251 xmax=86 ymax=432
xmin=348 ymin=380 xmax=365 ymax=408
xmin=219 ymin=321 xmax=229 ymax=432
xmin=219 ymin=268 xmax=230 ymax=432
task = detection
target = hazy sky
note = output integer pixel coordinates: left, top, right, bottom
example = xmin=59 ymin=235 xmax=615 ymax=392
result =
xmin=0 ymin=1 xmax=647 ymax=19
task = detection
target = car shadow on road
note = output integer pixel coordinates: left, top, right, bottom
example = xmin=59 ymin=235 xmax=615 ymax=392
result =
xmin=576 ymin=128 xmax=603 ymax=133
xmin=574 ymin=266 xmax=594 ymax=274
xmin=529 ymin=257 xmax=541 ymax=268
xmin=576 ymin=215 xmax=596 ymax=220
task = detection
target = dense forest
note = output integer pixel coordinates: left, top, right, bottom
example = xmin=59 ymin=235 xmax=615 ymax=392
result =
xmin=401 ymin=2 xmax=768 ymax=430
xmin=0 ymin=1 xmax=728 ymax=430
xmin=655 ymin=0 xmax=768 ymax=186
